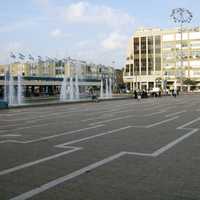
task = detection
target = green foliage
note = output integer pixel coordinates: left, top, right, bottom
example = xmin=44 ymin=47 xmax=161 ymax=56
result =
xmin=183 ymin=78 xmax=196 ymax=86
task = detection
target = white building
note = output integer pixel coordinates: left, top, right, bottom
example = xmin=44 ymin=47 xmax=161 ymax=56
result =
xmin=123 ymin=27 xmax=200 ymax=91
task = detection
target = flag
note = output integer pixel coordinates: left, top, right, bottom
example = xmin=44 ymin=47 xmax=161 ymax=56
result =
xmin=29 ymin=54 xmax=34 ymax=61
xmin=38 ymin=56 xmax=43 ymax=62
xmin=10 ymin=52 xmax=16 ymax=59
xmin=19 ymin=53 xmax=25 ymax=60
xmin=46 ymin=56 xmax=53 ymax=62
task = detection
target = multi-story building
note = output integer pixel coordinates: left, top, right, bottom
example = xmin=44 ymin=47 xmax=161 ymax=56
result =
xmin=123 ymin=27 xmax=200 ymax=91
xmin=0 ymin=58 xmax=116 ymax=98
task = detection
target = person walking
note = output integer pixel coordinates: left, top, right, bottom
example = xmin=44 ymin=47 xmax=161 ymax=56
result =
xmin=137 ymin=91 xmax=141 ymax=101
xmin=173 ymin=90 xmax=177 ymax=98
xmin=134 ymin=90 xmax=138 ymax=99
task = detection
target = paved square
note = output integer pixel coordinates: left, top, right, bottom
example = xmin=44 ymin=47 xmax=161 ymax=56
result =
xmin=0 ymin=95 xmax=200 ymax=200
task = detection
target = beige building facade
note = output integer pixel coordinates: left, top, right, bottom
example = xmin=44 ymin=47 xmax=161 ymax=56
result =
xmin=0 ymin=59 xmax=115 ymax=79
xmin=123 ymin=27 xmax=200 ymax=91
xmin=0 ymin=58 xmax=116 ymax=98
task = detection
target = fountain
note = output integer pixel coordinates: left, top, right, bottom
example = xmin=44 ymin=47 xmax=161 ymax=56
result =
xmin=100 ymin=79 xmax=104 ymax=98
xmin=109 ymin=77 xmax=112 ymax=97
xmin=17 ymin=72 xmax=23 ymax=104
xmin=75 ymin=75 xmax=79 ymax=100
xmin=8 ymin=74 xmax=15 ymax=105
xmin=60 ymin=76 xmax=67 ymax=101
xmin=69 ymin=76 xmax=74 ymax=100
xmin=59 ymin=59 xmax=81 ymax=102
xmin=102 ymin=78 xmax=112 ymax=98
xmin=60 ymin=75 xmax=80 ymax=101
xmin=6 ymin=63 xmax=24 ymax=106
xmin=4 ymin=68 xmax=8 ymax=102
xmin=105 ymin=78 xmax=109 ymax=98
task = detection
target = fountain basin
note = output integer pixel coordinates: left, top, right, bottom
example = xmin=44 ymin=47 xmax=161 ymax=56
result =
xmin=0 ymin=100 xmax=8 ymax=109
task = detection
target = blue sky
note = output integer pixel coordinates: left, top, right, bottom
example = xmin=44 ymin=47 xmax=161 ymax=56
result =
xmin=0 ymin=0 xmax=200 ymax=67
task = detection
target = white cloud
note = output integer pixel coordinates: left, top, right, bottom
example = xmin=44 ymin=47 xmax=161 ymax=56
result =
xmin=5 ymin=1 xmax=135 ymax=67
xmin=50 ymin=29 xmax=62 ymax=38
xmin=34 ymin=0 xmax=50 ymax=8
xmin=0 ymin=17 xmax=47 ymax=33
xmin=50 ymin=28 xmax=71 ymax=39
xmin=101 ymin=32 xmax=128 ymax=50
xmin=61 ymin=1 xmax=134 ymax=30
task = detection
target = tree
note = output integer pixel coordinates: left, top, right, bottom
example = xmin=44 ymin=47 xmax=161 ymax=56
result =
xmin=183 ymin=78 xmax=196 ymax=91
xmin=115 ymin=69 xmax=125 ymax=93
xmin=155 ymin=77 xmax=162 ymax=88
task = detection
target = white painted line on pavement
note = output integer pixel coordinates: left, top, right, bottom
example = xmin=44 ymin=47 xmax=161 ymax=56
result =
xmin=2 ymin=108 xmax=91 ymax=122
xmin=0 ymin=126 xmax=132 ymax=178
xmin=177 ymin=117 xmax=200 ymax=129
xmin=0 ymin=121 xmax=37 ymax=129
xmin=0 ymin=123 xmax=51 ymax=134
xmin=89 ymin=115 xmax=132 ymax=126
xmin=143 ymin=105 xmax=175 ymax=111
xmin=55 ymin=126 xmax=132 ymax=148
xmin=152 ymin=128 xmax=198 ymax=157
xmin=146 ymin=116 xmax=179 ymax=128
xmin=10 ymin=150 xmax=152 ymax=200
xmin=152 ymin=116 xmax=200 ymax=156
xmin=144 ymin=110 xmax=165 ymax=117
xmin=85 ymin=108 xmax=125 ymax=116
xmin=125 ymin=152 xmax=154 ymax=157
xmin=0 ymin=124 xmax=104 ymax=144
xmin=165 ymin=110 xmax=186 ymax=117
xmin=0 ymin=124 xmax=26 ymax=130
xmin=9 ymin=152 xmax=126 ymax=200
xmin=8 ymin=115 xmax=200 ymax=199
xmin=0 ymin=134 xmax=21 ymax=137
xmin=0 ymin=147 xmax=81 ymax=176
xmin=82 ymin=108 xmax=138 ymax=122
xmin=81 ymin=114 xmax=114 ymax=122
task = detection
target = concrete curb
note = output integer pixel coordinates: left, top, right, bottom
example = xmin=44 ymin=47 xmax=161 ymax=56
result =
xmin=5 ymin=96 xmax=132 ymax=110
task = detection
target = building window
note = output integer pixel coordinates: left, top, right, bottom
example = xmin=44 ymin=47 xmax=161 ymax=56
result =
xmin=134 ymin=38 xmax=139 ymax=54
xmin=141 ymin=58 xmax=146 ymax=75
xmin=125 ymin=65 xmax=129 ymax=73
xmin=130 ymin=64 xmax=133 ymax=75
xmin=134 ymin=59 xmax=139 ymax=75
xmin=148 ymin=36 xmax=153 ymax=54
xmin=141 ymin=37 xmax=146 ymax=54
xmin=148 ymin=58 xmax=153 ymax=75
xmin=155 ymin=57 xmax=161 ymax=71
xmin=155 ymin=35 xmax=161 ymax=54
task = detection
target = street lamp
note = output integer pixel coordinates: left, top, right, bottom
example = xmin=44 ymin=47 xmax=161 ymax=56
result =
xmin=170 ymin=8 xmax=193 ymax=92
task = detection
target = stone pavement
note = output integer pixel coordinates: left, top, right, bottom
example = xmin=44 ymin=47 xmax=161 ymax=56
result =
xmin=0 ymin=95 xmax=200 ymax=200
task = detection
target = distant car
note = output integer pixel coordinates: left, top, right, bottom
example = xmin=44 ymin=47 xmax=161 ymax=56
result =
xmin=149 ymin=87 xmax=161 ymax=97
xmin=152 ymin=87 xmax=160 ymax=92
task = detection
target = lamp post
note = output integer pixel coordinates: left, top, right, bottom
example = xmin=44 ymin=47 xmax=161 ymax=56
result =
xmin=170 ymin=8 xmax=193 ymax=92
